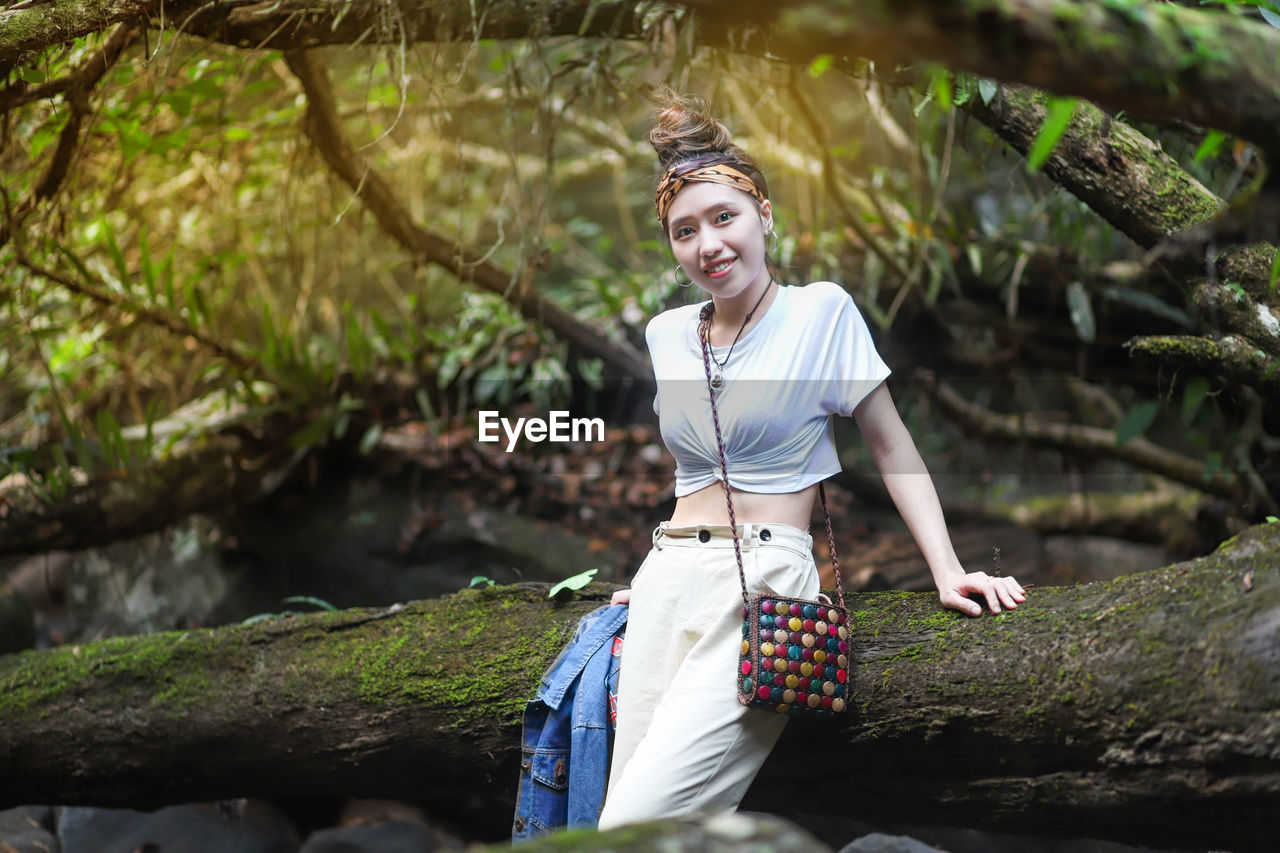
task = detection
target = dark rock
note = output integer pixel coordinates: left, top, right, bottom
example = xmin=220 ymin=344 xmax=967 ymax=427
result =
xmin=838 ymin=834 xmax=946 ymax=853
xmin=0 ymin=587 xmax=35 ymax=653
xmin=0 ymin=805 xmax=59 ymax=853
xmin=56 ymin=802 xmax=298 ymax=853
xmin=298 ymin=800 xmax=463 ymax=852
xmin=299 ymin=820 xmax=447 ymax=852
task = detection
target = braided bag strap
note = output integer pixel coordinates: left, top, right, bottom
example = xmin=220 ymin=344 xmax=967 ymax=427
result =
xmin=698 ymin=305 xmax=750 ymax=612
xmin=697 ymin=304 xmax=844 ymax=611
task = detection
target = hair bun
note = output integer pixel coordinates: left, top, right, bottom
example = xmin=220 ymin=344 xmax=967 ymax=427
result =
xmin=648 ymin=85 xmax=739 ymax=169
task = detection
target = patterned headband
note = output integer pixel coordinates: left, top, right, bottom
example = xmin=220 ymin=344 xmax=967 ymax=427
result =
xmin=654 ymin=163 xmax=766 ymax=222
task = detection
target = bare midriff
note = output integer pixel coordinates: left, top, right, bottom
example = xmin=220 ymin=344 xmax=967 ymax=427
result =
xmin=666 ymin=481 xmax=819 ymax=531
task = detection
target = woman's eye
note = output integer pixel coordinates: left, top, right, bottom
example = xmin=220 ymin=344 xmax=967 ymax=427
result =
xmin=717 ymin=211 xmax=734 ymax=223
xmin=675 ymin=226 xmax=694 ymax=239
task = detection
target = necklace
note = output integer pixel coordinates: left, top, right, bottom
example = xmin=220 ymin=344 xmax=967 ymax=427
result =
xmin=700 ymin=278 xmax=774 ymax=389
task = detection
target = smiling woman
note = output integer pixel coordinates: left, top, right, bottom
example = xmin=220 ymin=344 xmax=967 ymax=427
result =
xmin=594 ymin=87 xmax=1026 ymax=830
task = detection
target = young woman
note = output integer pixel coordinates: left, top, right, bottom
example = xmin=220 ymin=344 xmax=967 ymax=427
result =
xmin=595 ymin=90 xmax=1026 ymax=829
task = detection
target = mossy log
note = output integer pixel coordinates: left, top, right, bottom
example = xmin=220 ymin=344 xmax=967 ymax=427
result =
xmin=2 ymin=525 xmax=1279 ymax=850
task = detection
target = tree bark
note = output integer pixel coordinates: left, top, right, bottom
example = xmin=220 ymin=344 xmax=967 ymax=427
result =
xmin=6 ymin=1 xmax=1280 ymax=158
xmin=2 ymin=523 xmax=1278 ymax=850
xmin=688 ymin=0 xmax=1280 ymax=162
xmin=965 ymin=86 xmax=1222 ymax=260
xmin=0 ymin=435 xmax=297 ymax=556
xmin=963 ymin=86 xmax=1280 ymax=357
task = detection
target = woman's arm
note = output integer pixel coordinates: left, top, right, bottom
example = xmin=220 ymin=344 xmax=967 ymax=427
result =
xmin=853 ymin=383 xmax=1025 ymax=616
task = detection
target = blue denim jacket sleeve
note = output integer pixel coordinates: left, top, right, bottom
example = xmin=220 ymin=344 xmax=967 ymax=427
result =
xmin=512 ymin=604 xmax=627 ymax=842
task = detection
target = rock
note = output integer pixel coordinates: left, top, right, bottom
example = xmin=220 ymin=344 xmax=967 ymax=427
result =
xmin=59 ymin=516 xmax=234 ymax=641
xmin=56 ymin=802 xmax=298 ymax=853
xmin=838 ymin=834 xmax=946 ymax=853
xmin=490 ymin=812 xmax=833 ymax=852
xmin=0 ymin=587 xmax=35 ymax=653
xmin=299 ymin=820 xmax=448 ymax=852
xmin=0 ymin=805 xmax=59 ymax=853
xmin=1042 ymin=534 xmax=1168 ymax=584
xmin=299 ymin=800 xmax=463 ymax=852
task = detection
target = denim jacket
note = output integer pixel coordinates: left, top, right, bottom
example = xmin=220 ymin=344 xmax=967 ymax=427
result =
xmin=512 ymin=604 xmax=626 ymax=841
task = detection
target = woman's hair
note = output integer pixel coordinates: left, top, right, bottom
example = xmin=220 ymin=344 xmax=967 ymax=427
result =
xmin=648 ymin=86 xmax=769 ymax=208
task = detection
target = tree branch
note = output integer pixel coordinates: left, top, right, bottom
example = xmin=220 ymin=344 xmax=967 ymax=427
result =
xmin=0 ymin=21 xmax=138 ymax=114
xmin=1127 ymin=334 xmax=1280 ymax=397
xmin=282 ymin=48 xmax=651 ymax=385
xmin=916 ymin=370 xmax=1242 ymax=502
xmin=0 ymin=435 xmax=293 ymax=555
xmin=965 ymin=86 xmax=1221 ymax=257
xmin=687 ymin=0 xmax=1280 ymax=162
xmin=5 ymin=1 xmax=1279 ymax=162
xmin=0 ymin=23 xmax=140 ymax=251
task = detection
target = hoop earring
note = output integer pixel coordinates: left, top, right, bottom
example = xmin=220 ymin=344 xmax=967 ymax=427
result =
xmin=673 ymin=263 xmax=693 ymax=288
xmin=766 ymin=230 xmax=779 ymax=256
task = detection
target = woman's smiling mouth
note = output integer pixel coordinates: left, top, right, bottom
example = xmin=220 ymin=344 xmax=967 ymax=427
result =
xmin=704 ymin=258 xmax=735 ymax=278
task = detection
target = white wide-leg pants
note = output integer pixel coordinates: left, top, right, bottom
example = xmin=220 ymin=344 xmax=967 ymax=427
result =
xmin=597 ymin=521 xmax=819 ymax=829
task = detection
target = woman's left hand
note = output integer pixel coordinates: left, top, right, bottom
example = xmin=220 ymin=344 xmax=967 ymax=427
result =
xmin=936 ymin=571 xmax=1026 ymax=617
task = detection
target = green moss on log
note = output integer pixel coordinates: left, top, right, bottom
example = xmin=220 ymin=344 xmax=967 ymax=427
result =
xmin=0 ymin=583 xmax=599 ymax=726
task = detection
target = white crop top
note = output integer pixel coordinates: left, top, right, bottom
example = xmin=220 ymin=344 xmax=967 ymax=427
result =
xmin=646 ymin=281 xmax=891 ymax=497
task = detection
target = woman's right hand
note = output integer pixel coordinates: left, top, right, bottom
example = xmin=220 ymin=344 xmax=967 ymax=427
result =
xmin=610 ymin=588 xmax=631 ymax=606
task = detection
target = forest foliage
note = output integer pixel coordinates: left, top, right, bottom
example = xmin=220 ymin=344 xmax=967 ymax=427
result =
xmin=2 ymin=0 xmax=1279 ymax=551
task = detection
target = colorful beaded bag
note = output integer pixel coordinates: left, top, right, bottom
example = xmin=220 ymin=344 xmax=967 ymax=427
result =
xmin=697 ymin=303 xmax=852 ymax=719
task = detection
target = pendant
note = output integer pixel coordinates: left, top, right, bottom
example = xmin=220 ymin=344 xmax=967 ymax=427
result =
xmin=710 ymin=369 xmax=724 ymax=389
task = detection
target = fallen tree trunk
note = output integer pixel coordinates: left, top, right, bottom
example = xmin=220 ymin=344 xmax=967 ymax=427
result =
xmin=2 ymin=524 xmax=1278 ymax=850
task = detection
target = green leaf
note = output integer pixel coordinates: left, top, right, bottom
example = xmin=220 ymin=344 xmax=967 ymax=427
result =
xmin=807 ymin=55 xmax=835 ymax=78
xmin=1026 ymin=97 xmax=1076 ymax=173
xmin=358 ymin=424 xmax=383 ymax=455
xmin=165 ymin=91 xmax=193 ymax=118
xmin=29 ymin=125 xmax=60 ymax=160
xmin=1099 ymin=286 xmax=1192 ymax=327
xmin=138 ymin=227 xmax=155 ymax=301
xmin=1262 ymin=7 xmax=1280 ymax=30
xmin=978 ymin=78 xmax=998 ymax=106
xmin=287 ymin=416 xmax=334 ymax=450
xmin=20 ymin=67 xmax=47 ymax=83
xmin=104 ymin=224 xmax=129 ymax=286
xmin=414 ymin=388 xmax=436 ymax=422
xmin=1115 ymin=401 xmax=1160 ymax=446
xmin=469 ymin=576 xmax=496 ymax=589
xmin=1269 ymin=251 xmax=1279 ymax=298
xmin=1193 ymin=130 xmax=1227 ymax=164
xmin=1065 ymin=281 xmax=1096 ymax=343
xmin=930 ymin=68 xmax=953 ymax=110
xmin=547 ymin=568 xmax=599 ymax=598
xmin=282 ymin=595 xmax=338 ymax=612
xmin=1180 ymin=377 xmax=1210 ymax=423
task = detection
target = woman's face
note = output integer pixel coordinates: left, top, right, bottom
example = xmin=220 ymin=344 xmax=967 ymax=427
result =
xmin=666 ymin=181 xmax=773 ymax=301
